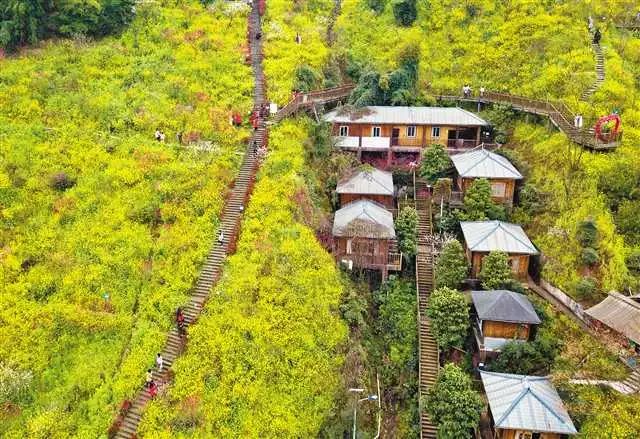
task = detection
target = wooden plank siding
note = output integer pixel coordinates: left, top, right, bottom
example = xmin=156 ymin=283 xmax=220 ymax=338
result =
xmin=458 ymin=176 xmax=517 ymax=205
xmin=333 ymin=236 xmax=390 ymax=267
xmin=339 ymin=193 xmax=394 ymax=209
xmin=468 ymin=250 xmax=530 ymax=280
xmin=332 ymin=123 xmax=480 ymax=147
xmin=482 ymin=320 xmax=531 ymax=340
xmin=498 ymin=429 xmax=563 ymax=439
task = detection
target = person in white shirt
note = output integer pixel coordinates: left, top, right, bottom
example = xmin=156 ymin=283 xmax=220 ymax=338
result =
xmin=156 ymin=353 xmax=164 ymax=372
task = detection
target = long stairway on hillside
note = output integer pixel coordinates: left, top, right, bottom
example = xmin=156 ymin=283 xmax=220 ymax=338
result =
xmin=581 ymin=42 xmax=605 ymax=101
xmin=415 ymin=180 xmax=439 ymax=439
xmin=111 ymin=4 xmax=268 ymax=438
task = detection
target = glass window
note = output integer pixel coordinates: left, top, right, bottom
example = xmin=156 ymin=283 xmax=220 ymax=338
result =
xmin=432 ymin=126 xmax=441 ymax=138
xmin=339 ymin=125 xmax=349 ymax=136
xmin=372 ymin=126 xmax=381 ymax=137
xmin=407 ymin=125 xmax=417 ymax=137
xmin=491 ymin=182 xmax=506 ymax=197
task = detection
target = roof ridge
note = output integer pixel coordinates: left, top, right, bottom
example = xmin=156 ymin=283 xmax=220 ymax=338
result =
xmin=497 ymin=222 xmax=537 ymax=253
xmin=468 ymin=220 xmax=501 ymax=250
xmin=527 ymin=385 xmax=574 ymax=428
xmin=458 ymin=149 xmax=491 ymax=176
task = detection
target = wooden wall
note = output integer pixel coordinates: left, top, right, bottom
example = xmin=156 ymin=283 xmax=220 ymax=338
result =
xmin=332 ymin=122 xmax=464 ymax=145
xmin=333 ymin=237 xmax=390 ymax=266
xmin=469 ymin=251 xmax=530 ymax=279
xmin=339 ymin=193 xmax=394 ymax=208
xmin=482 ymin=321 xmax=531 ymax=340
xmin=460 ymin=177 xmax=516 ymax=205
xmin=498 ymin=429 xmax=563 ymax=439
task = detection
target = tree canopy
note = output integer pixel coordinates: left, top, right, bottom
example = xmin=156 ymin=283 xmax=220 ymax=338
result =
xmin=426 ymin=287 xmax=469 ymax=350
xmin=435 ymin=240 xmax=469 ymax=289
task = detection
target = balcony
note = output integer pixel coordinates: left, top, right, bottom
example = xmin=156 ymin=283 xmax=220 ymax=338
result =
xmin=335 ymin=251 xmax=402 ymax=272
xmin=334 ymin=136 xmax=390 ymax=151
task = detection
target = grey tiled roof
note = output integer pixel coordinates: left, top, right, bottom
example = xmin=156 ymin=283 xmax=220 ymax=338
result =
xmin=585 ymin=292 xmax=640 ymax=345
xmin=460 ymin=221 xmax=538 ymax=255
xmin=332 ymin=200 xmax=395 ymax=239
xmin=480 ymin=371 xmax=577 ymax=435
xmin=324 ymin=106 xmax=489 ymax=126
xmin=472 ymin=290 xmax=541 ymax=324
xmin=451 ymin=149 xmax=523 ymax=179
xmin=336 ymin=169 xmax=394 ymax=196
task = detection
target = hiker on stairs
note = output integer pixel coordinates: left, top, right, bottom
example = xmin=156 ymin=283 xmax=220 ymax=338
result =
xmin=593 ymin=28 xmax=601 ymax=44
xmin=145 ymin=369 xmax=154 ymax=388
xmin=156 ymin=353 xmax=164 ymax=372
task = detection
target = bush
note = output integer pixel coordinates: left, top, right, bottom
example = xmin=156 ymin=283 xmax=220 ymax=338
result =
xmin=460 ymin=178 xmax=506 ymax=221
xmin=49 ymin=172 xmax=76 ymax=191
xmin=419 ymin=144 xmax=450 ymax=183
xmin=293 ymin=64 xmax=322 ymax=92
xmin=424 ymin=363 xmax=482 ymax=439
xmin=396 ymin=207 xmax=418 ymax=257
xmin=626 ymin=249 xmax=640 ymax=274
xmin=581 ymin=247 xmax=599 ymax=267
xmin=340 ymin=290 xmax=368 ymax=329
xmin=426 ymin=287 xmax=469 ymax=350
xmin=577 ymin=218 xmax=598 ymax=248
xmin=435 ymin=240 xmax=469 ymax=289
xmin=479 ymin=251 xmax=514 ymax=290
xmin=575 ymin=277 xmax=597 ymax=300
xmin=617 ymin=200 xmax=640 ymax=245
xmin=0 ymin=363 xmax=33 ymax=405
xmin=436 ymin=209 xmax=460 ymax=234
xmin=367 ymin=0 xmax=386 ymax=14
xmin=490 ymin=336 xmax=560 ymax=375
xmin=392 ymin=0 xmax=417 ymax=27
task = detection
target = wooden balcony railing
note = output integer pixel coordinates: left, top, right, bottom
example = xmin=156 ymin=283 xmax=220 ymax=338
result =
xmin=336 ymin=252 xmax=402 ymax=270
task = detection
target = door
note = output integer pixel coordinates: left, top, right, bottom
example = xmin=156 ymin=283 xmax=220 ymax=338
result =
xmin=391 ymin=128 xmax=400 ymax=146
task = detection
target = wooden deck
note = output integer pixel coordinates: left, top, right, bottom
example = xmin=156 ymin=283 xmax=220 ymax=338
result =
xmin=110 ymin=4 xmax=268 ymax=438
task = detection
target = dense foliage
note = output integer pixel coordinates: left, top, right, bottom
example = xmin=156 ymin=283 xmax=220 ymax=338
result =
xmin=424 ymin=363 xmax=483 ymax=439
xmin=395 ymin=206 xmax=418 ymax=258
xmin=460 ymin=178 xmax=506 ymax=221
xmin=419 ymin=144 xmax=450 ymax=182
xmin=138 ymin=121 xmax=347 ymax=437
xmin=0 ymin=0 xmax=135 ymax=51
xmin=435 ymin=239 xmax=468 ymax=289
xmin=0 ymin=2 xmax=252 ymax=436
xmin=426 ymin=287 xmax=469 ymax=350
xmin=479 ymin=251 xmax=515 ymax=291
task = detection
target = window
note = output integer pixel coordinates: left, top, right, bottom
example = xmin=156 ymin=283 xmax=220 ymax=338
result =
xmin=354 ymin=240 xmax=375 ymax=255
xmin=491 ymin=182 xmax=506 ymax=197
xmin=346 ymin=239 xmax=353 ymax=254
xmin=516 ymin=432 xmax=533 ymax=439
xmin=407 ymin=125 xmax=417 ymax=137
xmin=431 ymin=126 xmax=441 ymax=138
xmin=339 ymin=125 xmax=349 ymax=136
xmin=508 ymin=257 xmax=520 ymax=273
xmin=372 ymin=126 xmax=381 ymax=137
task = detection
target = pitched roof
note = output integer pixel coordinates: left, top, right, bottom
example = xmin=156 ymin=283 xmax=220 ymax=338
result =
xmin=472 ymin=290 xmax=541 ymax=324
xmin=460 ymin=221 xmax=538 ymax=255
xmin=332 ymin=199 xmax=395 ymax=239
xmin=336 ymin=168 xmax=394 ymax=196
xmin=480 ymin=371 xmax=577 ymax=435
xmin=585 ymin=292 xmax=640 ymax=345
xmin=323 ymin=106 xmax=489 ymax=126
xmin=451 ymin=149 xmax=523 ymax=179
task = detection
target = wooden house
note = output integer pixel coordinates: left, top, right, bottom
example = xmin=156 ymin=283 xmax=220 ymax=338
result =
xmin=450 ymin=148 xmax=523 ymax=206
xmin=471 ymin=290 xmax=541 ymax=361
xmin=336 ymin=168 xmax=394 ymax=208
xmin=323 ymin=106 xmax=490 ymax=168
xmin=480 ymin=371 xmax=577 ymax=438
xmin=332 ymin=199 xmax=401 ymax=278
xmin=585 ymin=292 xmax=640 ymax=353
xmin=460 ymin=221 xmax=539 ymax=280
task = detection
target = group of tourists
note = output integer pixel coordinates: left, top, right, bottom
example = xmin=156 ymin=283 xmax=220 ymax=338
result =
xmin=154 ymin=129 xmax=166 ymax=142
xmin=462 ymin=84 xmax=486 ymax=98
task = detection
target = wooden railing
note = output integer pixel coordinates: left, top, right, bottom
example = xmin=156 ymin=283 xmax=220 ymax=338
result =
xmin=273 ymin=83 xmax=355 ymax=122
xmin=335 ymin=252 xmax=402 ymax=269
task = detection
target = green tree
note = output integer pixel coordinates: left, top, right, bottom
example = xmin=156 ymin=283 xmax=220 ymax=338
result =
xmin=435 ymin=240 xmax=469 ymax=289
xmin=479 ymin=251 xmax=514 ymax=290
xmin=425 ymin=363 xmax=482 ymax=439
xmin=426 ymin=287 xmax=469 ymax=350
xmin=293 ymin=64 xmax=321 ymax=92
xmin=617 ymin=200 xmax=640 ymax=245
xmin=395 ymin=206 xmax=418 ymax=257
xmin=392 ymin=0 xmax=417 ymax=27
xmin=419 ymin=144 xmax=450 ymax=183
xmin=460 ymin=178 xmax=506 ymax=221
xmin=490 ymin=333 xmax=559 ymax=375
xmin=577 ymin=217 xmax=598 ymax=248
xmin=367 ymin=0 xmax=386 ymax=14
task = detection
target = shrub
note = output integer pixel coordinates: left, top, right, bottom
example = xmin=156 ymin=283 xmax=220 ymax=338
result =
xmin=424 ymin=363 xmax=482 ymax=439
xmin=435 ymin=240 xmax=469 ymax=289
xmin=436 ymin=209 xmax=460 ymax=234
xmin=367 ymin=0 xmax=386 ymax=14
xmin=479 ymin=251 xmax=514 ymax=290
xmin=49 ymin=172 xmax=76 ymax=191
xmin=392 ymin=0 xmax=417 ymax=27
xmin=396 ymin=207 xmax=418 ymax=257
xmin=581 ymin=247 xmax=599 ymax=267
xmin=419 ymin=144 xmax=450 ymax=183
xmin=490 ymin=336 xmax=560 ymax=375
xmin=293 ymin=64 xmax=321 ymax=92
xmin=0 ymin=363 xmax=33 ymax=405
xmin=460 ymin=178 xmax=506 ymax=221
xmin=626 ymin=249 xmax=640 ymax=274
xmin=575 ymin=277 xmax=597 ymax=300
xmin=340 ymin=290 xmax=368 ymax=329
xmin=577 ymin=218 xmax=598 ymax=248
xmin=617 ymin=200 xmax=640 ymax=245
xmin=426 ymin=287 xmax=469 ymax=350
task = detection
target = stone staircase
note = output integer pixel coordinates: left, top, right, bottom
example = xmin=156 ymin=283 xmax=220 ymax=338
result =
xmin=581 ymin=42 xmax=605 ymax=101
xmin=415 ymin=179 xmax=439 ymax=439
xmin=110 ymin=3 xmax=267 ymax=438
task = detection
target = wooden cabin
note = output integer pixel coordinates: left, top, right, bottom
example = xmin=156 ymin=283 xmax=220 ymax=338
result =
xmin=323 ymin=106 xmax=490 ymax=168
xmin=460 ymin=221 xmax=538 ymax=280
xmin=480 ymin=371 xmax=577 ymax=438
xmin=471 ymin=290 xmax=541 ymax=361
xmin=585 ymin=292 xmax=640 ymax=354
xmin=450 ymin=148 xmax=523 ymax=206
xmin=336 ymin=168 xmax=394 ymax=209
xmin=332 ymin=199 xmax=401 ymax=279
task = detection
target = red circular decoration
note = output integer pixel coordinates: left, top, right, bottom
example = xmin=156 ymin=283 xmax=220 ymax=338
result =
xmin=594 ymin=114 xmax=621 ymax=143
